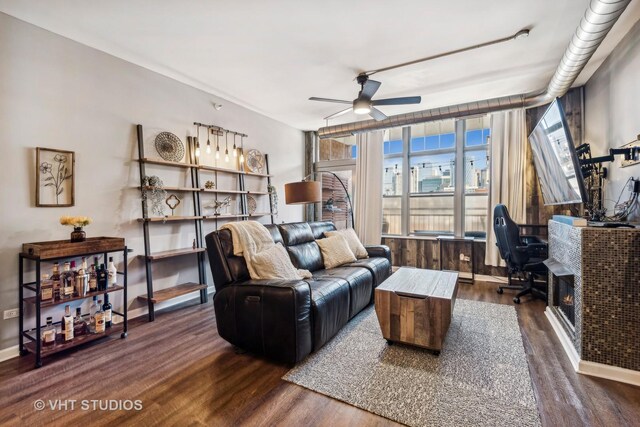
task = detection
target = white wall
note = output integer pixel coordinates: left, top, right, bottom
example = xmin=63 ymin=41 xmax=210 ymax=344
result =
xmin=0 ymin=13 xmax=304 ymax=353
xmin=584 ymin=19 xmax=640 ymax=221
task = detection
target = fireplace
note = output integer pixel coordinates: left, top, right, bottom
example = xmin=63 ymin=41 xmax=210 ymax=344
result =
xmin=552 ymin=273 xmax=576 ymax=331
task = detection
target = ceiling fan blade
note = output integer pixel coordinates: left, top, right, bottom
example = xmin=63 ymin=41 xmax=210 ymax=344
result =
xmin=324 ymin=107 xmax=352 ymax=120
xmin=360 ymin=79 xmax=381 ymax=99
xmin=372 ymin=96 xmax=422 ymax=106
xmin=309 ymin=97 xmax=352 ymax=104
xmin=369 ymin=107 xmax=388 ymax=121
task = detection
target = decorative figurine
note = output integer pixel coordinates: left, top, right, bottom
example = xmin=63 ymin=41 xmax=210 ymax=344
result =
xmin=165 ymin=194 xmax=181 ymax=216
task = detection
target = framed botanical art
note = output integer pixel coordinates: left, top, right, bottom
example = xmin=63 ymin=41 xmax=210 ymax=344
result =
xmin=36 ymin=147 xmax=75 ymax=207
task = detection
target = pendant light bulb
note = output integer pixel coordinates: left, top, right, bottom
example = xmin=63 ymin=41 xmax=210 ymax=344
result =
xmin=215 ymin=148 xmax=220 ymax=160
xmin=206 ymin=142 xmax=211 ymax=155
xmin=206 ymin=127 xmax=212 ymax=154
xmin=224 ymin=131 xmax=229 ymax=162
xmin=195 ymin=143 xmax=201 ymax=158
xmin=225 ymin=150 xmax=229 ymax=163
xmin=195 ymin=125 xmax=201 ymax=158
xmin=215 ymin=130 xmax=220 ymax=159
xmin=239 ymin=135 xmax=245 ymax=165
xmin=239 ymin=151 xmax=245 ymax=164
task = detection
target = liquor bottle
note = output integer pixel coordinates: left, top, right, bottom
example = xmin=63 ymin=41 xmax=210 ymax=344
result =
xmin=61 ymin=262 xmax=74 ymax=299
xmin=97 ymin=264 xmax=108 ymax=291
xmin=107 ymin=257 xmax=117 ymax=287
xmin=88 ymin=259 xmax=98 ymax=293
xmin=75 ymin=257 xmax=88 ymax=297
xmin=51 ymin=262 xmax=61 ymax=300
xmin=61 ymin=305 xmax=74 ymax=342
xmin=42 ymin=317 xmax=56 ymax=347
xmin=40 ymin=273 xmax=54 ymax=302
xmin=102 ymin=294 xmax=112 ymax=328
xmin=95 ymin=300 xmax=106 ymax=333
xmin=89 ymin=296 xmax=98 ymax=333
xmin=73 ymin=307 xmax=87 ymax=337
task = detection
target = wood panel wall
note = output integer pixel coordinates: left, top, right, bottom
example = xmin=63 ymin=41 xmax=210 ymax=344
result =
xmin=382 ymin=237 xmax=507 ymax=277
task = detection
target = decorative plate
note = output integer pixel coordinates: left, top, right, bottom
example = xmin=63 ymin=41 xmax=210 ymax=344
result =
xmin=245 ymin=149 xmax=265 ymax=173
xmin=154 ymin=132 xmax=185 ymax=162
xmin=247 ymin=195 xmax=257 ymax=215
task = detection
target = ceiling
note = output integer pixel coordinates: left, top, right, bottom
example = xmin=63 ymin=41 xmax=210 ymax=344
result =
xmin=1 ymin=0 xmax=639 ymax=131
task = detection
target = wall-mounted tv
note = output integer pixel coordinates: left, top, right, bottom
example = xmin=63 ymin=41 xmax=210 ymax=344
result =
xmin=528 ymin=99 xmax=587 ymax=205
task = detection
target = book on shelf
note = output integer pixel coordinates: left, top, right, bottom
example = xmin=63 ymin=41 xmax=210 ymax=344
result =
xmin=552 ymin=215 xmax=587 ymax=227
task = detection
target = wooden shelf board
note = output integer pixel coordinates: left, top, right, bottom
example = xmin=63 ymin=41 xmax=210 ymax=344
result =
xmin=202 ymin=189 xmax=247 ymax=194
xmin=139 ymin=158 xmax=198 ymax=168
xmin=141 ymin=186 xmax=199 ymax=192
xmin=202 ymin=214 xmax=249 ymax=220
xmin=249 ymin=213 xmax=272 ymax=217
xmin=138 ymin=216 xmax=203 ymax=222
xmin=137 ymin=282 xmax=207 ymax=304
xmin=141 ymin=248 xmax=205 ymax=261
xmin=247 ymin=191 xmax=270 ymax=195
xmin=24 ymin=285 xmax=124 ymax=307
xmin=199 ymin=165 xmax=244 ymax=174
xmin=24 ymin=323 xmax=124 ymax=357
xmin=245 ymin=172 xmax=272 ymax=178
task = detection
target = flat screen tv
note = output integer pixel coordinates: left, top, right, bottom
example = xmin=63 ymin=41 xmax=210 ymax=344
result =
xmin=528 ymin=99 xmax=587 ymax=205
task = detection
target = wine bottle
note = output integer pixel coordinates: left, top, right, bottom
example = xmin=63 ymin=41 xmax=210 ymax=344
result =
xmin=97 ymin=264 xmax=108 ymax=291
xmin=40 ymin=273 xmax=54 ymax=302
xmin=51 ymin=262 xmax=61 ymax=300
xmin=42 ymin=317 xmax=56 ymax=347
xmin=95 ymin=300 xmax=106 ymax=333
xmin=107 ymin=257 xmax=117 ymax=287
xmin=88 ymin=260 xmax=98 ymax=292
xmin=61 ymin=305 xmax=74 ymax=342
xmin=61 ymin=262 xmax=74 ymax=299
xmin=103 ymin=294 xmax=112 ymax=328
xmin=89 ymin=296 xmax=98 ymax=333
xmin=73 ymin=307 xmax=87 ymax=336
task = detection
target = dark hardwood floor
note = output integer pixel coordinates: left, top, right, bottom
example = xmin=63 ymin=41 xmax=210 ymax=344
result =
xmin=1 ymin=281 xmax=639 ymax=426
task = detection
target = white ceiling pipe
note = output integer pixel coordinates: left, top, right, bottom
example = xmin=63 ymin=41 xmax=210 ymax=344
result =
xmin=318 ymin=0 xmax=631 ymax=139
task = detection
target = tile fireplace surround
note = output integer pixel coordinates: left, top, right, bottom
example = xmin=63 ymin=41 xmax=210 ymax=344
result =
xmin=546 ymin=220 xmax=640 ymax=385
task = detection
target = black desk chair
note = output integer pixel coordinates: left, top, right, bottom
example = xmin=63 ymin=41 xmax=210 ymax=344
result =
xmin=493 ymin=204 xmax=548 ymax=304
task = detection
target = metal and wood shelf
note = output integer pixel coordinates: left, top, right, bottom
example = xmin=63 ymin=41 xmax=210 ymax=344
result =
xmin=18 ymin=237 xmax=128 ymax=368
xmin=136 ymin=123 xmax=275 ymax=321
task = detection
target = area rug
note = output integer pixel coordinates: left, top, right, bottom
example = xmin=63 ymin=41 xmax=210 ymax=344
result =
xmin=283 ymin=300 xmax=540 ymax=427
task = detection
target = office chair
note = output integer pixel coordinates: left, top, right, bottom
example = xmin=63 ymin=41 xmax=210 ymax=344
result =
xmin=493 ymin=204 xmax=548 ymax=304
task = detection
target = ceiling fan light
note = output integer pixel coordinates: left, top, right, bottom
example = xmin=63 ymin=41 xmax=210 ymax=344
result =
xmin=353 ymin=99 xmax=371 ymax=115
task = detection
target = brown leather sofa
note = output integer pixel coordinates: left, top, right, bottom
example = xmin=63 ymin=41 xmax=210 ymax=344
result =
xmin=205 ymin=221 xmax=392 ymax=364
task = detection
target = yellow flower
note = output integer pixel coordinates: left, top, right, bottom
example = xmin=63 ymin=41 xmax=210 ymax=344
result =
xmin=59 ymin=215 xmax=92 ymax=227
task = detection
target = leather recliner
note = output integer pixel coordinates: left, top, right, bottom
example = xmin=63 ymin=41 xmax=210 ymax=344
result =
xmin=205 ymin=221 xmax=392 ymax=364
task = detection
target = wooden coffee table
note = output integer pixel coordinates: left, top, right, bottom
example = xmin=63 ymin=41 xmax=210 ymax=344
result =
xmin=375 ymin=267 xmax=458 ymax=354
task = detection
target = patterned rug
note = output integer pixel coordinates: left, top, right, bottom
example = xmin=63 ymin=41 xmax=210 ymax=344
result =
xmin=283 ymin=300 xmax=540 ymax=427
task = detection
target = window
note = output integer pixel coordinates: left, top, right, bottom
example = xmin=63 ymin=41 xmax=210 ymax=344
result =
xmin=382 ymin=116 xmax=491 ymax=237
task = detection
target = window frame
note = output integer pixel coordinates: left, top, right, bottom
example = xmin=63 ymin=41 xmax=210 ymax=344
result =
xmin=383 ymin=117 xmax=490 ymax=239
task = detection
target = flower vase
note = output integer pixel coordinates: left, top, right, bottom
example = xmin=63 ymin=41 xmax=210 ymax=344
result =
xmin=70 ymin=227 xmax=86 ymax=243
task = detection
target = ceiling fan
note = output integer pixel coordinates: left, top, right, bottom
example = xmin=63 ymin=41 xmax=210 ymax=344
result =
xmin=309 ymin=73 xmax=421 ymax=121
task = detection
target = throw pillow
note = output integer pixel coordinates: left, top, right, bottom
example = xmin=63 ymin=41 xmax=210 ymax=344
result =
xmin=316 ymin=234 xmax=357 ymax=269
xmin=250 ymin=243 xmax=311 ymax=280
xmin=325 ymin=228 xmax=369 ymax=259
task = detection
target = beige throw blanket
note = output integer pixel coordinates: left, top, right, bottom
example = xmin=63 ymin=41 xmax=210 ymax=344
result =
xmin=221 ymin=221 xmax=312 ymax=280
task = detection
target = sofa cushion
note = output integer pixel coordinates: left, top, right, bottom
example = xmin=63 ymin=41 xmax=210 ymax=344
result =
xmin=309 ymin=221 xmax=337 ymax=239
xmin=316 ymin=234 xmax=357 ymax=269
xmin=312 ymin=267 xmax=373 ymax=319
xmin=344 ymin=257 xmax=392 ymax=288
xmin=264 ymin=224 xmax=284 ymax=244
xmin=279 ymin=222 xmax=324 ymax=272
xmin=279 ymin=222 xmax=315 ymax=246
xmin=306 ymin=278 xmax=350 ymax=351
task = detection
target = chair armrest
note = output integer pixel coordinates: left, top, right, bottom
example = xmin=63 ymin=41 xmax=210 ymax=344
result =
xmin=520 ymin=235 xmax=546 ymax=245
xmin=365 ymin=245 xmax=392 ymax=264
xmin=516 ymin=242 xmax=548 ymax=258
xmin=213 ymin=280 xmax=312 ymax=364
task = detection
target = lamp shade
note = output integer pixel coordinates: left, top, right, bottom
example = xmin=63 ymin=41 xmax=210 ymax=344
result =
xmin=284 ymin=181 xmax=322 ymax=204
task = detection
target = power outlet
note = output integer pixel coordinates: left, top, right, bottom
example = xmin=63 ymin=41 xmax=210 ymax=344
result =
xmin=3 ymin=308 xmax=18 ymax=320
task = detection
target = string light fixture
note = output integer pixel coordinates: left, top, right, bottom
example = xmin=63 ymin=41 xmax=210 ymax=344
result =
xmin=195 ymin=125 xmax=201 ymax=157
xmin=206 ymin=127 xmax=212 ymax=155
xmin=215 ymin=129 xmax=220 ymax=160
xmin=239 ymin=135 xmax=245 ymax=164
xmin=224 ymin=131 xmax=230 ymax=163
xmin=232 ymin=134 xmax=238 ymax=158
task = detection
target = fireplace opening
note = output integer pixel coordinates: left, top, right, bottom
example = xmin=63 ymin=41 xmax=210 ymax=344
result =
xmin=553 ymin=274 xmax=575 ymax=329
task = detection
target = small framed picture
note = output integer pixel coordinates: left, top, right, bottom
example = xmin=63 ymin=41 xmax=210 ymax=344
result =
xmin=36 ymin=147 xmax=75 ymax=207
